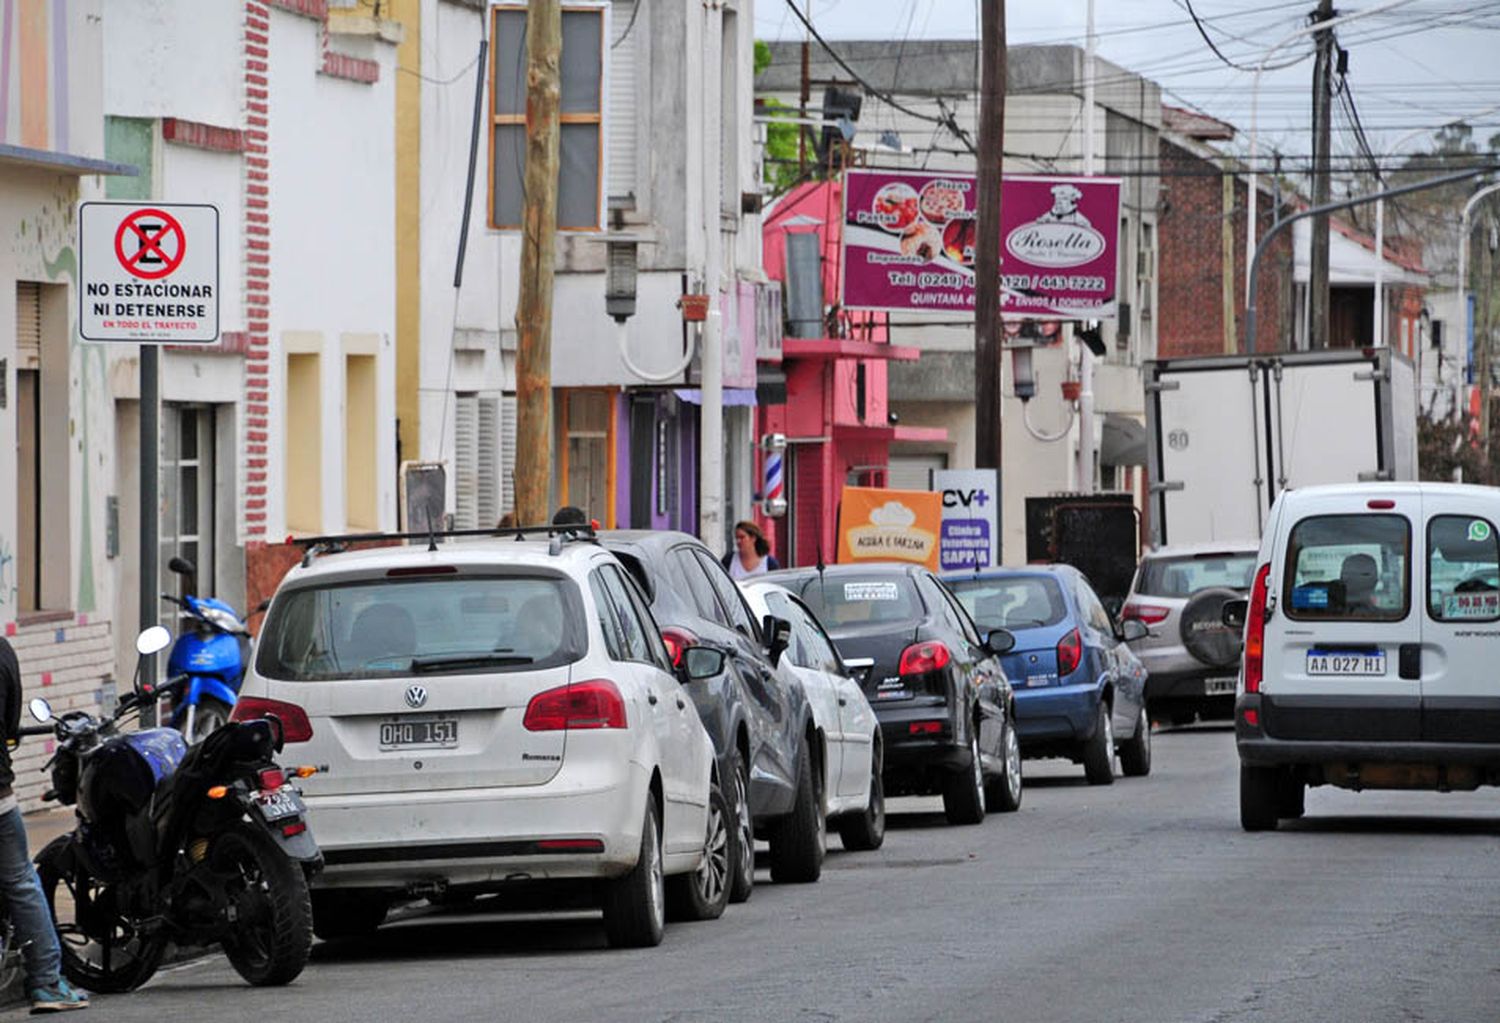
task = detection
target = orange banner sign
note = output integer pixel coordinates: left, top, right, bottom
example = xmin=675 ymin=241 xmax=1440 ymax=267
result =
xmin=836 ymin=486 xmax=943 ymax=571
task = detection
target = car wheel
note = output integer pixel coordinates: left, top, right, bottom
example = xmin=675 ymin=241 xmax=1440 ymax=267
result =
xmin=1082 ymin=699 xmax=1116 ymax=786
xmin=727 ymin=751 xmax=755 ymax=904
xmin=1239 ymin=764 xmax=1281 ymax=832
xmin=768 ymin=739 xmax=824 ymax=884
xmin=984 ymin=716 xmax=1023 ymax=813
xmin=602 ymin=799 xmax=666 ymax=947
xmin=666 ymin=779 xmax=731 ymax=922
xmin=837 ymin=743 xmax=886 ymax=851
xmin=942 ymin=731 xmax=987 ymax=825
xmin=1276 ymin=771 xmax=1305 ymax=820
xmin=1118 ymin=704 xmax=1153 ymax=778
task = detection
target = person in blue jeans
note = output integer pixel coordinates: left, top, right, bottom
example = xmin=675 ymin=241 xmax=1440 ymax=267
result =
xmin=0 ymin=636 xmax=87 ymax=1013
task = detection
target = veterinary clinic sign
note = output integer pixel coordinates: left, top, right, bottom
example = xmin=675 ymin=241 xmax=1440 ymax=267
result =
xmin=837 ymin=487 xmax=943 ymax=571
xmin=79 ymin=202 xmax=220 ymax=343
xmin=840 ymin=171 xmax=1120 ymax=319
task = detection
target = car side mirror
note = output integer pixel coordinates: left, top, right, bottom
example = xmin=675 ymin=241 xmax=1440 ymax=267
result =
xmin=28 ymin=698 xmax=53 ymax=723
xmin=1120 ymin=619 xmax=1150 ymax=642
xmin=1221 ymin=599 xmax=1249 ymax=630
xmin=984 ymin=629 xmax=1016 ymax=656
xmin=680 ymin=645 xmax=727 ymax=683
xmin=763 ymin=614 xmax=792 ymax=667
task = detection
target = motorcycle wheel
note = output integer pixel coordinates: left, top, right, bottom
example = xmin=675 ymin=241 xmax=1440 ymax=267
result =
xmin=35 ymin=837 xmax=167 ymax=993
xmin=211 ymin=824 xmax=313 ymax=986
xmin=0 ymin=902 xmax=24 ymax=994
xmin=190 ymin=697 xmax=233 ymax=743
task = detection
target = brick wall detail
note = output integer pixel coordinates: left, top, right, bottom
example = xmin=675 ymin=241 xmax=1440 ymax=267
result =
xmin=244 ymin=2 xmax=271 ymax=541
xmin=162 ymin=117 xmax=246 ymax=154
xmin=6 ymin=619 xmax=115 ymax=811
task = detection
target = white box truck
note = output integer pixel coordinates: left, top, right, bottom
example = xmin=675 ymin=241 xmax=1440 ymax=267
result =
xmin=1143 ymin=348 xmax=1418 ymax=548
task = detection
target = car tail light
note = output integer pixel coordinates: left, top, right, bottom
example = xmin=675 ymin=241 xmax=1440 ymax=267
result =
xmin=908 ymin=720 xmax=943 ymax=735
xmin=1121 ymin=602 xmax=1170 ymax=625
xmin=1056 ymin=628 xmax=1083 ymax=677
xmin=898 ymin=641 xmax=951 ymax=676
xmin=1244 ymin=563 xmax=1272 ymax=694
xmin=230 ymin=696 xmax=314 ymax=744
xmin=661 ymin=627 xmax=698 ymax=668
xmin=523 ymin=680 xmax=628 ymax=731
xmin=257 ymin=768 xmax=286 ymax=792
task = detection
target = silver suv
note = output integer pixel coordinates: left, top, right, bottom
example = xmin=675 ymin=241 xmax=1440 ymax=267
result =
xmin=1122 ymin=542 xmax=1259 ymax=724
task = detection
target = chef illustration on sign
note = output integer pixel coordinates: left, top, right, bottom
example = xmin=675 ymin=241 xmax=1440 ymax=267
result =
xmin=1035 ymin=183 xmax=1091 ymax=226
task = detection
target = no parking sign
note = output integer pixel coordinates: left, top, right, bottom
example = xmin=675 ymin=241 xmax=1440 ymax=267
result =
xmin=79 ymin=202 xmax=219 ymax=343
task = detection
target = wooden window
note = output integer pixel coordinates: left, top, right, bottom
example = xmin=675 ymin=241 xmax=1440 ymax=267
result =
xmin=489 ymin=3 xmax=607 ymax=231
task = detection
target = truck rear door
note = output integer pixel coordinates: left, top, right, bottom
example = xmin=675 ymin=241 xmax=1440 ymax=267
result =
xmin=1416 ymin=496 xmax=1500 ymax=743
xmin=1269 ymin=358 xmax=1384 ymax=496
xmin=1260 ymin=493 xmax=1421 ymax=742
xmin=1151 ymin=363 xmax=1267 ymax=545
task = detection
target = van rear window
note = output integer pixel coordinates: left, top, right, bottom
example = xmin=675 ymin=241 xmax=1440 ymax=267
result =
xmin=1283 ymin=514 xmax=1409 ymax=621
xmin=1428 ymin=515 xmax=1500 ymax=622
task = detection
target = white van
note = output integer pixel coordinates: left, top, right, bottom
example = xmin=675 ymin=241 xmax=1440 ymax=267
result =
xmin=1233 ymin=482 xmax=1500 ymax=831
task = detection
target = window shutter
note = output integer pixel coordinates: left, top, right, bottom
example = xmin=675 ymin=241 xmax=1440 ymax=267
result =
xmin=608 ymin=0 xmax=638 ymax=205
xmin=478 ymin=397 xmax=500 ymax=527
xmin=500 ymin=393 xmax=518 ymax=516
xmin=15 ymin=282 xmax=41 ymax=366
xmin=454 ymin=394 xmax=479 ymax=529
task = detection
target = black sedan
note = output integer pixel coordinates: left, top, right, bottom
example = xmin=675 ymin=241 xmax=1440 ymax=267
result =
xmin=770 ymin=563 xmax=1021 ymax=825
xmin=601 ymin=531 xmax=824 ymax=899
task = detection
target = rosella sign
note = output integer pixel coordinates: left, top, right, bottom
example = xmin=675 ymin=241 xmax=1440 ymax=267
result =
xmin=840 ymin=171 xmax=1121 ymax=319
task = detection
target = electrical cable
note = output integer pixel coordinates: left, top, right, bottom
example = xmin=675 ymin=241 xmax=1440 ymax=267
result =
xmin=611 ymin=0 xmax=642 ymax=50
xmin=1179 ymin=0 xmax=1306 ymax=72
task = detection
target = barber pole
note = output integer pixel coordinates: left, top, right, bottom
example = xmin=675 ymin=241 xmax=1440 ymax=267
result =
xmin=761 ymin=433 xmax=788 ymax=518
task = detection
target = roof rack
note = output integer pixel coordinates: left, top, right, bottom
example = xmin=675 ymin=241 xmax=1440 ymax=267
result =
xmin=287 ymin=523 xmax=598 ymax=567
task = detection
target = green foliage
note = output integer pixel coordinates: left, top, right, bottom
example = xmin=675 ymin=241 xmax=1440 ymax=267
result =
xmin=1418 ymin=406 xmax=1494 ymax=484
xmin=755 ymin=40 xmax=804 ymax=196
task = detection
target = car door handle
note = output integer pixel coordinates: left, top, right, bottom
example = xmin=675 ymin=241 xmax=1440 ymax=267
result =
xmin=1398 ymin=644 xmax=1421 ymax=681
xmin=648 ymin=692 xmax=659 ymax=706
xmin=676 ymin=696 xmax=687 ymax=710
xmin=837 ymin=697 xmax=848 ymax=707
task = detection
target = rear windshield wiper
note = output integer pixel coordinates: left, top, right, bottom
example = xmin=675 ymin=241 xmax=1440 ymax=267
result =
xmin=411 ymin=653 xmax=535 ymax=673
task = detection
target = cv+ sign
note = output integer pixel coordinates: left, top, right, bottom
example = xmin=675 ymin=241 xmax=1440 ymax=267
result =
xmin=79 ymin=202 xmax=219 ymax=344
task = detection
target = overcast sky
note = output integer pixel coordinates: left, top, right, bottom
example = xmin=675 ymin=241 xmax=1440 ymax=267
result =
xmin=753 ymin=1 xmax=1500 ymax=166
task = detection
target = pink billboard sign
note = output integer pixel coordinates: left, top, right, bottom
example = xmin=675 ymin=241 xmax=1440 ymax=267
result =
xmin=840 ymin=171 xmax=1122 ymax=319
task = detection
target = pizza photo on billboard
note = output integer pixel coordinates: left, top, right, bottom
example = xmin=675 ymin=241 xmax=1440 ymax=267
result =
xmin=918 ymin=179 xmax=967 ymax=224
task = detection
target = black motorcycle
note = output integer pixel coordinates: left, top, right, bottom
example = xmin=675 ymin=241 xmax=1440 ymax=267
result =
xmin=27 ymin=625 xmax=322 ymax=992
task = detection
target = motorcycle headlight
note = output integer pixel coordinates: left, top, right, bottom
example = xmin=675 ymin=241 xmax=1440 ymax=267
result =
xmin=200 ymin=606 xmax=243 ymax=634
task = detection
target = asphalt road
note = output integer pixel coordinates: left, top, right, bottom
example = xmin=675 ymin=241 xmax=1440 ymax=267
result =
xmin=10 ymin=724 xmax=1500 ymax=1023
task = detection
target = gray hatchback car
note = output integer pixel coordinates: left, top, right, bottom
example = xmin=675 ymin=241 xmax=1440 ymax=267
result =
xmin=1122 ymin=542 xmax=1259 ymax=724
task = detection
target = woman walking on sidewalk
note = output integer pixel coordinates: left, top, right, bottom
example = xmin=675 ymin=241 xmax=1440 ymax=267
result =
xmin=722 ymin=520 xmax=781 ymax=580
xmin=0 ymin=636 xmax=88 ymax=1013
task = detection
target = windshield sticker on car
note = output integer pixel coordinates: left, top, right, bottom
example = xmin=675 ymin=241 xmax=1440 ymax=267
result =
xmin=1468 ymin=520 xmax=1492 ymax=543
xmin=1290 ymin=585 xmax=1331 ymax=610
xmin=1443 ymin=592 xmax=1500 ymax=619
xmin=844 ymin=582 xmax=900 ymax=602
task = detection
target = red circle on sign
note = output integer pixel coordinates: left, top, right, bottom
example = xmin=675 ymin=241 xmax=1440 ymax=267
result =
xmin=113 ymin=208 xmax=187 ymax=281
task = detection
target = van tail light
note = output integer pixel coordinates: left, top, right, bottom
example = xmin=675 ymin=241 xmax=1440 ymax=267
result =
xmin=660 ymin=627 xmax=699 ymax=668
xmin=524 ymin=680 xmax=628 ymax=731
xmin=1244 ymin=563 xmax=1272 ymax=694
xmin=898 ymin=641 xmax=952 ymax=676
xmin=1121 ymin=602 xmax=1170 ymax=626
xmin=1056 ymin=628 xmax=1083 ymax=677
xmin=230 ymin=696 xmax=314 ymax=744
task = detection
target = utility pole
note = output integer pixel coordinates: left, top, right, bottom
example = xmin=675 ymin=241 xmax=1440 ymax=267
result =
xmin=699 ymin=0 xmax=726 ymax=555
xmin=974 ymin=0 xmax=1006 ymax=470
xmin=1076 ymin=0 xmax=1096 ymax=492
xmin=798 ymin=1 xmax=810 ymax=175
xmin=515 ymin=0 xmax=561 ymax=524
xmin=1308 ymin=0 xmax=1335 ymax=349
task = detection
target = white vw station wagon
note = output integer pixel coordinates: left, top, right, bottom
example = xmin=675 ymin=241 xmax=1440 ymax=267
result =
xmin=233 ymin=530 xmax=730 ymax=946
xmin=1235 ymin=483 xmax=1500 ymax=830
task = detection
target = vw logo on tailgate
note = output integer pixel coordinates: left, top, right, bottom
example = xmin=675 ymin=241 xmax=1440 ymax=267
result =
xmin=404 ymin=684 xmax=428 ymax=710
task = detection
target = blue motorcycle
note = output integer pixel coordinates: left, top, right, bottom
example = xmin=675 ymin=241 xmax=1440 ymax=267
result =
xmin=160 ymin=556 xmax=252 ymax=742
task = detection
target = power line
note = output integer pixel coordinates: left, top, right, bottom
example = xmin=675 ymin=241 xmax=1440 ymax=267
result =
xmin=1178 ymin=0 xmax=1303 ymax=72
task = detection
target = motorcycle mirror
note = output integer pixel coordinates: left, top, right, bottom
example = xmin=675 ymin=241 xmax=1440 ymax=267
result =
xmin=28 ymin=698 xmax=52 ymax=723
xmin=135 ymin=625 xmax=173 ymax=656
xmin=168 ymin=556 xmax=197 ymax=576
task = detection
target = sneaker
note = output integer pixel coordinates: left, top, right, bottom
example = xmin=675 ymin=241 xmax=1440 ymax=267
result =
xmin=29 ymin=979 xmax=89 ymax=1013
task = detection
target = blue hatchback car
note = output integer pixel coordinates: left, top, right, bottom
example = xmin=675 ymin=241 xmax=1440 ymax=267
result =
xmin=943 ymin=566 xmax=1152 ymax=784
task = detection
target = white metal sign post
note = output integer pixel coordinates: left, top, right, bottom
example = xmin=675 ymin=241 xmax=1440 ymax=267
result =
xmin=79 ymin=202 xmax=220 ymax=692
xmin=79 ymin=202 xmax=219 ymax=343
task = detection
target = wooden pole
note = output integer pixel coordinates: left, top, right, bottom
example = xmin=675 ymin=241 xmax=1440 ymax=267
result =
xmin=515 ymin=0 xmax=561 ymax=524
xmin=1308 ymin=0 xmax=1334 ymax=349
xmin=1222 ymin=168 xmax=1236 ymax=353
xmin=974 ymin=0 xmax=1006 ymax=469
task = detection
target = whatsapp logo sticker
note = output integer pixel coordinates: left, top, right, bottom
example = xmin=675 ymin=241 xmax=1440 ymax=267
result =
xmin=1468 ymin=520 xmax=1492 ymax=543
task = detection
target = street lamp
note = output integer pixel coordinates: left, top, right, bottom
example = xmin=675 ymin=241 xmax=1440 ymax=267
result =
xmin=1245 ymin=0 xmax=1417 ymax=303
xmin=596 ymin=232 xmax=700 ymax=382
